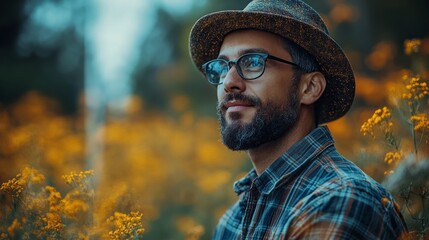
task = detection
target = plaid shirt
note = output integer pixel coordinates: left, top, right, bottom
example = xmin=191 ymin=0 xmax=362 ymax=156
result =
xmin=213 ymin=126 xmax=408 ymax=239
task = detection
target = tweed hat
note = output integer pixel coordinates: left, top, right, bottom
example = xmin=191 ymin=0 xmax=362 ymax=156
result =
xmin=189 ymin=0 xmax=355 ymax=124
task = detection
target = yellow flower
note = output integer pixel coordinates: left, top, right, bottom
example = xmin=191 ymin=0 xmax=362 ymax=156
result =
xmin=42 ymin=186 xmax=64 ymax=235
xmin=62 ymin=193 xmax=90 ymax=221
xmin=62 ymin=170 xmax=94 ymax=191
xmin=46 ymin=186 xmax=62 ymax=204
xmin=21 ymin=167 xmax=46 ymax=185
xmin=1 ymin=176 xmax=23 ymax=198
xmin=1 ymin=167 xmax=46 ymax=199
xmin=7 ymin=219 xmax=22 ymax=237
xmin=400 ymin=74 xmax=429 ymax=111
xmin=360 ymin=106 xmax=393 ymax=138
xmin=186 ymin=225 xmax=205 ymax=240
xmin=361 ymin=107 xmax=400 ymax=149
xmin=0 ymin=233 xmax=8 ymax=239
xmin=383 ymin=151 xmax=403 ymax=164
xmin=404 ymin=38 xmax=421 ymax=55
xmin=107 ymin=211 xmax=145 ymax=240
xmin=176 ymin=216 xmax=205 ymax=240
xmin=410 ymin=114 xmax=429 ymax=132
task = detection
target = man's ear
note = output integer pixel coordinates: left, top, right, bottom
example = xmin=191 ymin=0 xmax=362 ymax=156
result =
xmin=299 ymin=72 xmax=326 ymax=105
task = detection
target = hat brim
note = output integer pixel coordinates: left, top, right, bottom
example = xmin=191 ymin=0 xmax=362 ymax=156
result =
xmin=189 ymin=10 xmax=355 ymax=124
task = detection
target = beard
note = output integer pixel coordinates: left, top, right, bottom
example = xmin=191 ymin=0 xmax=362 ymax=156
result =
xmin=217 ymin=88 xmax=299 ymax=151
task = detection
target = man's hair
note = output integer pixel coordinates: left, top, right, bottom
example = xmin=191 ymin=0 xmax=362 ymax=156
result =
xmin=281 ymin=37 xmax=320 ymax=77
xmin=282 ymin=37 xmax=322 ymax=125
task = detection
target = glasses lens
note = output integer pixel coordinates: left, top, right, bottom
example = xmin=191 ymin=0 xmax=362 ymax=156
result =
xmin=238 ymin=54 xmax=265 ymax=79
xmin=204 ymin=60 xmax=228 ymax=85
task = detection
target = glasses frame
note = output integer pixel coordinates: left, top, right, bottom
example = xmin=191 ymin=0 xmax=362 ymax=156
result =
xmin=202 ymin=53 xmax=301 ymax=85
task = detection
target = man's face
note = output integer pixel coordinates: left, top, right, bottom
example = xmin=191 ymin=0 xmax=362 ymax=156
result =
xmin=216 ymin=30 xmax=300 ymax=150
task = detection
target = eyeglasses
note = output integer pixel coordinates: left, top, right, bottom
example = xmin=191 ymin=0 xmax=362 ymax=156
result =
xmin=202 ymin=53 xmax=300 ymax=85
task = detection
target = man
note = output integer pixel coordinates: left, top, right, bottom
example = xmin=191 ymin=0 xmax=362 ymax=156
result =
xmin=189 ymin=0 xmax=408 ymax=239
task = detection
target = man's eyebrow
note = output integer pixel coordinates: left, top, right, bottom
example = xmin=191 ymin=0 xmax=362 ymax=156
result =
xmin=217 ymin=48 xmax=269 ymax=60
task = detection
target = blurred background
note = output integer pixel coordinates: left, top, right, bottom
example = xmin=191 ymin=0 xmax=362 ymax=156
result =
xmin=1 ymin=0 xmax=428 ymax=239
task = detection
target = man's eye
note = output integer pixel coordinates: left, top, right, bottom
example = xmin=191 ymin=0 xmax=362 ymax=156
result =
xmin=241 ymin=57 xmax=263 ymax=71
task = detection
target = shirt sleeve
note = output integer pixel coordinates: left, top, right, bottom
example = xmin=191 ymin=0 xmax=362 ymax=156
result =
xmin=285 ymin=183 xmax=409 ymax=240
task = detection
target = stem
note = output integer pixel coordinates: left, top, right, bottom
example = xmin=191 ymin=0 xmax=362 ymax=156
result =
xmin=409 ymin=95 xmax=425 ymax=159
xmin=418 ymin=187 xmax=428 ymax=238
xmin=416 ymin=129 xmax=426 ymax=152
xmin=411 ymin=121 xmax=419 ymax=160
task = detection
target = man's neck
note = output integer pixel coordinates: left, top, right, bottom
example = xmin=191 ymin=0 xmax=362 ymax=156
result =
xmin=247 ymin=120 xmax=316 ymax=175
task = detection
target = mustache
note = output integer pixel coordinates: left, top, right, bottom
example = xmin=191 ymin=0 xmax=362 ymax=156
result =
xmin=217 ymin=93 xmax=261 ymax=110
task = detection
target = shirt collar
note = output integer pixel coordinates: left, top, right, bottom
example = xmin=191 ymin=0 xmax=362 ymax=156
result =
xmin=233 ymin=126 xmax=335 ymax=195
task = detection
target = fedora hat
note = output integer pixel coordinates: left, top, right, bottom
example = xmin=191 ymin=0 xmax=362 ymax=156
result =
xmin=189 ymin=0 xmax=355 ymax=124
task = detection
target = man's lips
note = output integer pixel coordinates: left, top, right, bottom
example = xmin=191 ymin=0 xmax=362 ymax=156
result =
xmin=223 ymin=100 xmax=254 ymax=112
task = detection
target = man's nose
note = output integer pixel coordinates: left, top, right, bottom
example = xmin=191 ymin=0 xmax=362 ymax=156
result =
xmin=222 ymin=64 xmax=246 ymax=93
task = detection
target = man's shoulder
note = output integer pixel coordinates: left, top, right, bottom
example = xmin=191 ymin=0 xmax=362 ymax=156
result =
xmin=281 ymin=146 xmax=393 ymax=208
xmin=309 ymin=148 xmax=388 ymax=197
xmin=286 ymin=151 xmax=408 ymax=238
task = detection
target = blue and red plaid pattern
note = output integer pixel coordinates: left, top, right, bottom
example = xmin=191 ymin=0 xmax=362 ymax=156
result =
xmin=213 ymin=126 xmax=408 ymax=239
